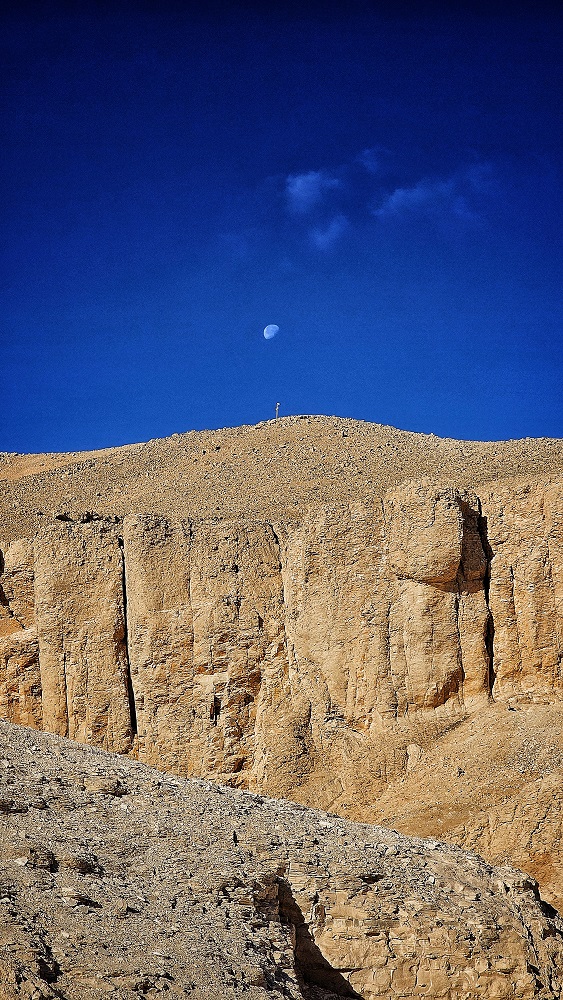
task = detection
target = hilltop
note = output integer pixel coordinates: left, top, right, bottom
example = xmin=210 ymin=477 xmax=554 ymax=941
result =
xmin=2 ymin=415 xmax=563 ymax=543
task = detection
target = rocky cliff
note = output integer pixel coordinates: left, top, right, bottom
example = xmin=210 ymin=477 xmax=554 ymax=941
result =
xmin=1 ymin=418 xmax=563 ymax=912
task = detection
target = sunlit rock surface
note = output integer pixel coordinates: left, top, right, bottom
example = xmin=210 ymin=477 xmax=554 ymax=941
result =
xmin=1 ymin=417 xmax=563 ymax=913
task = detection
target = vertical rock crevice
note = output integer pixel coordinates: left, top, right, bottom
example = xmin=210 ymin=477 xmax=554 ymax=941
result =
xmin=118 ymin=536 xmax=137 ymax=736
xmin=453 ymin=590 xmax=466 ymax=687
xmin=0 ymin=548 xmax=25 ymax=630
xmin=0 ymin=587 xmax=25 ymax=629
xmin=477 ymin=499 xmax=496 ymax=697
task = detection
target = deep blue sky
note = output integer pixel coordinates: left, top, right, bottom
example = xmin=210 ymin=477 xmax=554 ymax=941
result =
xmin=2 ymin=2 xmax=562 ymax=452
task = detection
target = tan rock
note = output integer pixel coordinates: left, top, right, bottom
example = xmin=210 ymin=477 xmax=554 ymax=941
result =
xmin=480 ymin=481 xmax=563 ymax=703
xmin=0 ymin=419 xmax=562 ymax=914
xmin=0 ymin=628 xmax=42 ymax=729
xmin=387 ymin=482 xmax=466 ymax=584
xmin=121 ymin=513 xmax=194 ymax=773
xmin=0 ymin=537 xmax=35 ymax=632
xmin=32 ymin=519 xmax=133 ymax=752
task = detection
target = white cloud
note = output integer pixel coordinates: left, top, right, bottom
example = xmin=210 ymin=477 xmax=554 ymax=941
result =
xmin=271 ymin=155 xmax=491 ymax=258
xmin=373 ymin=177 xmax=459 ymax=218
xmin=309 ymin=214 xmax=349 ymax=251
xmin=285 ymin=170 xmax=340 ymax=214
xmin=372 ymin=163 xmax=490 ymax=223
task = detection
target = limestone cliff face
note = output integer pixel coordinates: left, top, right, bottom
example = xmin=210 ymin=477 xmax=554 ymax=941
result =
xmin=1 ymin=480 xmax=561 ymax=784
xmin=480 ymin=482 xmax=563 ymax=702
xmin=0 ymin=537 xmax=41 ymax=730
xmin=33 ymin=520 xmax=133 ymax=753
xmin=2 ymin=476 xmax=563 ymax=908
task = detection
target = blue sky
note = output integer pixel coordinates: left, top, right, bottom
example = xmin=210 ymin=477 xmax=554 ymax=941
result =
xmin=1 ymin=2 xmax=562 ymax=452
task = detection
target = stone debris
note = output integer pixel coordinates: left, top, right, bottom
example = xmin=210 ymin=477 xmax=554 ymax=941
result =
xmin=1 ymin=415 xmax=563 ymax=540
xmin=0 ymin=720 xmax=562 ymax=999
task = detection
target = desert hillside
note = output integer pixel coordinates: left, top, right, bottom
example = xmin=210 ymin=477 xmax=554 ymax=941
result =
xmin=1 ymin=416 xmax=563 ymax=919
xmin=1 ymin=720 xmax=562 ymax=999
xmin=2 ymin=415 xmax=563 ymax=541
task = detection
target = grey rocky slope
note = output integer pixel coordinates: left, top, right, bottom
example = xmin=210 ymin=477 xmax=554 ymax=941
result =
xmin=0 ymin=721 xmax=562 ymax=999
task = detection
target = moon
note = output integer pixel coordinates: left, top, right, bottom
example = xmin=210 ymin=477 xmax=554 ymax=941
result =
xmin=263 ymin=324 xmax=279 ymax=340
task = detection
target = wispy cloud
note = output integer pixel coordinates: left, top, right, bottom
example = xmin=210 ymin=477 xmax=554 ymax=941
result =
xmin=285 ymin=170 xmax=340 ymax=215
xmin=373 ymin=166 xmax=488 ymax=222
xmin=283 ymin=157 xmax=490 ymax=248
xmin=356 ymin=146 xmax=388 ymax=175
xmin=223 ymin=155 xmax=493 ymax=266
xmin=374 ymin=178 xmax=455 ymax=218
xmin=309 ymin=214 xmax=349 ymax=251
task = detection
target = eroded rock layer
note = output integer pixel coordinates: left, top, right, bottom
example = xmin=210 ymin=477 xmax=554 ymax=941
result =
xmin=2 ymin=481 xmax=562 ymax=774
xmin=1 ymin=720 xmax=563 ymax=1000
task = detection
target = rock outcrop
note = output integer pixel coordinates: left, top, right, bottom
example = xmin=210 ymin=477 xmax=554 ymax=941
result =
xmin=1 ymin=720 xmax=563 ymax=1000
xmin=1 ymin=419 xmax=563 ymax=913
xmin=2 ymin=482 xmax=561 ymax=770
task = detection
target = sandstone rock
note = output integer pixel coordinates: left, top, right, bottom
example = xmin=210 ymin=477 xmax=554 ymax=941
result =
xmin=479 ymin=481 xmax=563 ymax=703
xmin=366 ymin=700 xmax=563 ymax=911
xmin=59 ymin=852 xmax=99 ymax=874
xmin=406 ymin=743 xmax=424 ymax=771
xmin=0 ymin=628 xmax=42 ymax=730
xmin=0 ymin=537 xmax=35 ymax=632
xmin=387 ymin=482 xmax=467 ymax=584
xmin=121 ymin=514 xmax=193 ymax=772
xmin=82 ymin=776 xmax=125 ymax=796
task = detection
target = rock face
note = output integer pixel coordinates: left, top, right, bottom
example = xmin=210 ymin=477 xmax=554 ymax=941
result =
xmin=1 ymin=720 xmax=563 ymax=1000
xmin=1 ymin=420 xmax=563 ymax=914
xmin=480 ymin=482 xmax=563 ymax=703
xmin=33 ymin=519 xmax=133 ymax=753
xmin=2 ymin=483 xmax=561 ymax=773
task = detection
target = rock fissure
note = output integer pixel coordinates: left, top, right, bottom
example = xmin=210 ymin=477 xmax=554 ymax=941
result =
xmin=508 ymin=563 xmax=525 ymax=682
xmin=453 ymin=589 xmax=466 ymax=689
xmin=61 ymin=652 xmax=70 ymax=739
xmin=278 ymin=878 xmax=363 ymax=998
xmin=0 ymin=583 xmax=25 ymax=629
xmin=118 ymin=536 xmax=137 ymax=737
xmin=477 ymin=499 xmax=496 ymax=697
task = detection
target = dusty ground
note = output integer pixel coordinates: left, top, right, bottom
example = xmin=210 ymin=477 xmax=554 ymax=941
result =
xmin=358 ymin=702 xmax=563 ymax=912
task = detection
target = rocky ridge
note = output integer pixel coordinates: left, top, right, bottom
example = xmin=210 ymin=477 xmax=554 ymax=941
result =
xmin=1 ymin=720 xmax=563 ymax=1000
xmin=2 ymin=415 xmax=563 ymax=543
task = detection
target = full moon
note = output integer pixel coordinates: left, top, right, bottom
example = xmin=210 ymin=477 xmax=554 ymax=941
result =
xmin=263 ymin=324 xmax=279 ymax=340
